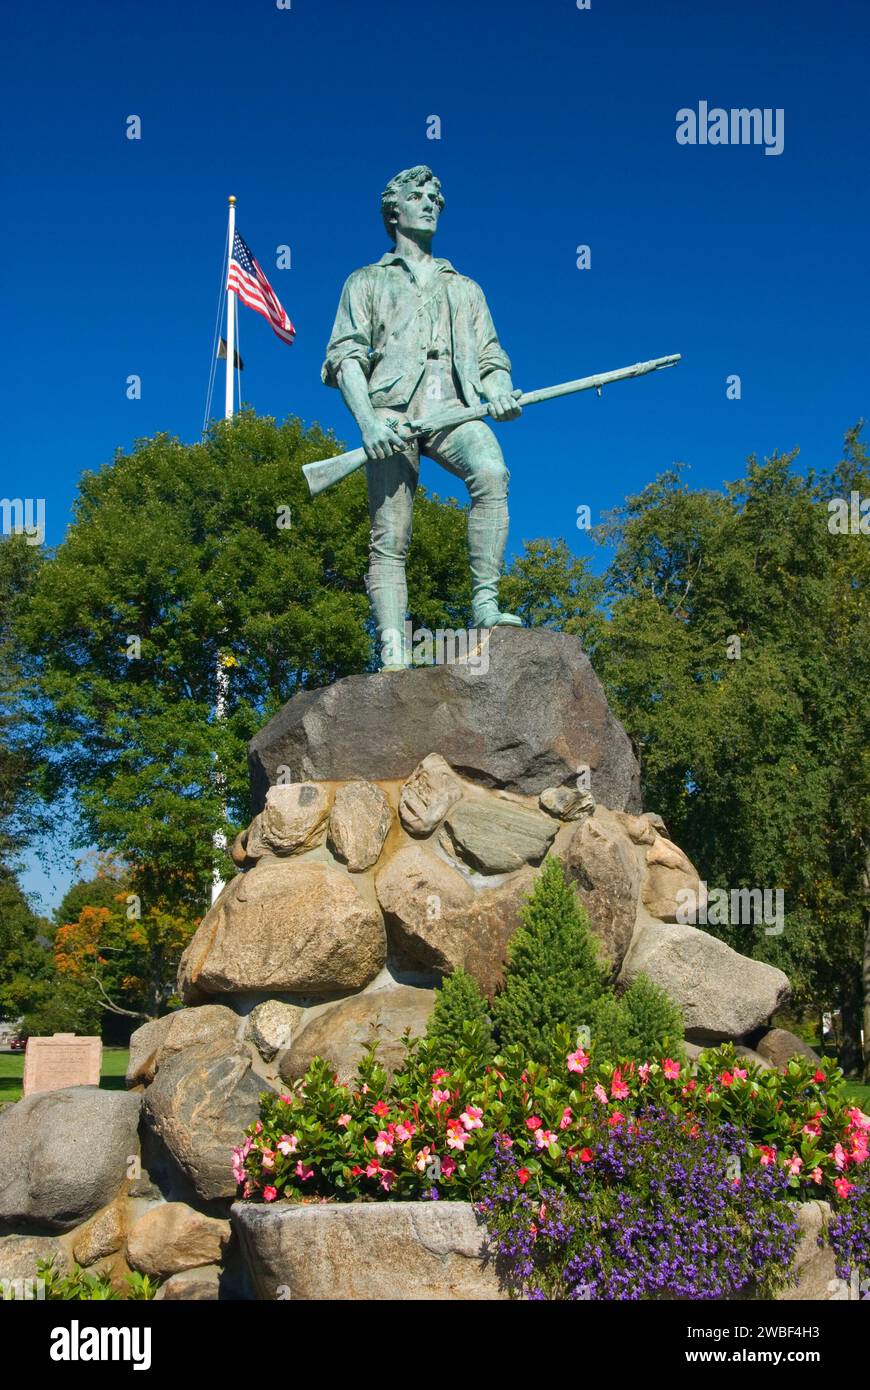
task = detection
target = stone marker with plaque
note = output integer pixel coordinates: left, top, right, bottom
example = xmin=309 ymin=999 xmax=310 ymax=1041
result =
xmin=22 ymin=1033 xmax=102 ymax=1097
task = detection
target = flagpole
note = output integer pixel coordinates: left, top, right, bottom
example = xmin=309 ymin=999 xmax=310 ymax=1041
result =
xmin=224 ymin=195 xmax=237 ymax=419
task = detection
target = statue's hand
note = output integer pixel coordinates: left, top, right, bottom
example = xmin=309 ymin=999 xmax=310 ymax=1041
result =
xmin=487 ymin=392 xmax=522 ymax=422
xmin=361 ymin=418 xmax=408 ymax=461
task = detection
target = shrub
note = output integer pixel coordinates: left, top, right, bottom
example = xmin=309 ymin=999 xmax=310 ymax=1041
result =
xmin=492 ymin=857 xmax=609 ymax=1059
xmin=492 ymin=856 xmax=685 ymax=1067
xmin=424 ymin=968 xmax=494 ymax=1071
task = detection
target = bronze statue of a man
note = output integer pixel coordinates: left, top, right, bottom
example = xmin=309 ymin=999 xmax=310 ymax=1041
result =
xmin=322 ymin=165 xmax=522 ymax=668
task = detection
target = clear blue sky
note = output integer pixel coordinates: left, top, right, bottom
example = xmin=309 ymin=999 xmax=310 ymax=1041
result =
xmin=5 ymin=0 xmax=868 ymax=909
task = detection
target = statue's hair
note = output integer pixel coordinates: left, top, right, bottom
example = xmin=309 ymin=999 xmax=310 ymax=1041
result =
xmin=381 ymin=166 xmax=445 ymax=243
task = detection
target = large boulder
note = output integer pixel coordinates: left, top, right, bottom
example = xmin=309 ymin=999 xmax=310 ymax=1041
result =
xmin=0 ymin=1088 xmax=141 ymax=1232
xmin=126 ymin=1202 xmax=231 ymax=1278
xmin=439 ymin=798 xmax=557 ymax=874
xmin=399 ymin=754 xmax=464 ymax=835
xmin=247 ymin=783 xmax=329 ymax=856
xmin=375 ymin=845 xmax=535 ymax=995
xmin=232 ymin=1201 xmax=504 ymax=1300
xmin=328 ymin=780 xmax=392 ymax=871
xmin=641 ymin=836 xmax=705 ymax=922
xmin=244 ymin=1000 xmax=304 ymax=1062
xmin=755 ymin=1028 xmax=821 ymax=1068
xmin=143 ymin=1039 xmax=265 ymax=1201
xmin=248 ymin=628 xmax=641 ymax=811
xmin=127 ymin=1005 xmax=241 ymax=1086
xmin=619 ymin=918 xmax=791 ymax=1042
xmin=279 ymin=985 xmax=435 ymax=1085
xmin=0 ymin=1234 xmax=71 ymax=1286
xmin=71 ymin=1196 xmax=128 ymax=1266
xmin=565 ymin=808 xmax=642 ymax=968
xmin=178 ymin=859 xmax=386 ymax=1000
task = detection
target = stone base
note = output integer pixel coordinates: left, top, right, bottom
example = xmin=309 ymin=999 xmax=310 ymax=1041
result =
xmin=231 ymin=1200 xmax=505 ymax=1301
xmin=230 ymin=1199 xmax=841 ymax=1302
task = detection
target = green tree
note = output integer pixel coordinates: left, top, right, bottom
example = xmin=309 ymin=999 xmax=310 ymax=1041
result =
xmin=0 ymin=868 xmax=54 ymax=1022
xmin=18 ymin=413 xmax=472 ymax=908
xmin=493 ymin=857 xmax=610 ymax=1060
xmin=424 ymin=968 xmax=494 ymax=1070
xmin=595 ymin=433 xmax=870 ymax=1073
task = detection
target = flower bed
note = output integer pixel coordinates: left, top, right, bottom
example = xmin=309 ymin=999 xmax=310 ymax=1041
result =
xmin=233 ymin=1034 xmax=870 ymax=1300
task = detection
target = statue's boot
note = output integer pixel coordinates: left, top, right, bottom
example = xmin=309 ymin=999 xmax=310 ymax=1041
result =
xmin=468 ymin=498 xmax=522 ymax=629
xmin=367 ymin=559 xmax=411 ymax=670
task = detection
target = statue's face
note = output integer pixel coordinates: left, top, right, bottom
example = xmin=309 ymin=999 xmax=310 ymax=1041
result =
xmin=393 ymin=180 xmax=442 ymax=239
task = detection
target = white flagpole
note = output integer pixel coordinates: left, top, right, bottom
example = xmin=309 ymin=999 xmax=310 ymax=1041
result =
xmin=213 ymin=194 xmax=236 ymax=905
xmin=224 ymin=195 xmax=237 ymax=419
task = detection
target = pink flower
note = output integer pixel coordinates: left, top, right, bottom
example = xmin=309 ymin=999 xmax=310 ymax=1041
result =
xmin=610 ymin=1069 xmax=629 ymax=1100
xmin=372 ymin=1099 xmax=390 ymax=1118
xmin=579 ymin=1148 xmax=593 ymax=1164
xmin=811 ymin=1166 xmax=824 ymax=1184
xmin=593 ymin=1084 xmax=609 ymax=1105
xmin=441 ymin=1155 xmax=457 ymax=1179
xmin=337 ymin=1114 xmax=351 ymax=1129
xmin=567 ymin=1048 xmax=590 ymax=1074
xmin=431 ymin=1068 xmax=450 ymax=1082
xmin=499 ymin=1133 xmax=514 ymax=1148
xmin=263 ymin=1185 xmax=278 ymax=1202
xmin=260 ymin=1149 xmax=275 ymax=1171
xmin=833 ymin=1177 xmax=854 ymax=1199
xmin=803 ymin=1117 xmax=822 ymax=1137
xmin=813 ymin=1069 xmax=826 ymax=1083
xmin=280 ymin=1095 xmax=293 ymax=1105
xmin=414 ymin=1146 xmax=432 ymax=1172
xmin=277 ymin=1134 xmax=298 ymax=1155
xmin=365 ymin=1160 xmax=381 ymax=1178
xmin=379 ymin=1169 xmax=396 ymax=1192
xmin=254 ymin=1121 xmax=263 ymax=1134
xmin=446 ymin=1121 xmax=467 ymax=1151
xmin=849 ymin=1132 xmax=868 ymax=1164
xmin=559 ymin=1107 xmax=573 ymax=1130
xmin=394 ymin=1121 xmax=415 ymax=1142
xmin=460 ymin=1105 xmax=484 ymax=1131
xmin=720 ymin=1071 xmax=735 ymax=1087
xmin=832 ymin=1143 xmax=848 ymax=1171
xmin=758 ymin=1145 xmax=777 ymax=1167
xmin=732 ymin=1067 xmax=748 ymax=1081
xmin=638 ymin=1062 xmax=651 ymax=1085
xmin=534 ymin=1129 xmax=557 ymax=1150
xmin=526 ymin=1115 xmax=542 ymax=1131
xmin=662 ymin=1058 xmax=681 ymax=1080
xmin=242 ymin=1180 xmax=255 ymax=1199
xmin=517 ymin=1167 xmax=530 ymax=1185
xmin=607 ymin=1111 xmax=625 ymax=1128
xmin=374 ymin=1130 xmax=394 ymax=1157
xmin=430 ymin=1088 xmax=451 ymax=1106
xmin=294 ymin=1161 xmax=314 ymax=1181
xmin=787 ymin=1154 xmax=804 ymax=1176
xmin=847 ymin=1108 xmax=870 ymax=1131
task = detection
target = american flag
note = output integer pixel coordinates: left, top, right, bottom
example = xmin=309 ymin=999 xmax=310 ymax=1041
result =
xmin=227 ymin=231 xmax=295 ymax=344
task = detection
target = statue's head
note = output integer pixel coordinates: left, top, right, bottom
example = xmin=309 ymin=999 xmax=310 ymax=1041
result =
xmin=381 ymin=166 xmax=445 ymax=244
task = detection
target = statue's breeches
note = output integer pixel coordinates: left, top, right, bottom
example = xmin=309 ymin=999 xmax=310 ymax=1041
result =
xmin=365 ymin=413 xmax=510 ymax=648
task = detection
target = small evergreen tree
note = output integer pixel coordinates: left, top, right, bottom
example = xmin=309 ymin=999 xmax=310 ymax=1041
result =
xmin=424 ymin=968 xmax=494 ymax=1069
xmin=492 ymin=857 xmax=609 ymax=1060
xmin=622 ymin=972 xmax=686 ymax=1061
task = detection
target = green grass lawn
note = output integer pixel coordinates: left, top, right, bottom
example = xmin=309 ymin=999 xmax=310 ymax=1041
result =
xmin=0 ymin=1047 xmax=129 ymax=1108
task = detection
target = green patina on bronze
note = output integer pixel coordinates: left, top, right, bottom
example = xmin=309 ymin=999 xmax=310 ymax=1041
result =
xmin=321 ymin=165 xmax=522 ymax=668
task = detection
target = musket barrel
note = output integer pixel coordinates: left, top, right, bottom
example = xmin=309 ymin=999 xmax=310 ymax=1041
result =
xmin=302 ymin=353 xmax=681 ymax=497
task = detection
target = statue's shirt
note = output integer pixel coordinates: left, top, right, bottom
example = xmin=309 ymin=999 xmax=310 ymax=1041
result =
xmin=321 ymin=252 xmax=511 ymax=410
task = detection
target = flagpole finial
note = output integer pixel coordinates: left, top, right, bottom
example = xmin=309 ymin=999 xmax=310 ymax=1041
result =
xmin=228 ymin=195 xmax=236 ymax=205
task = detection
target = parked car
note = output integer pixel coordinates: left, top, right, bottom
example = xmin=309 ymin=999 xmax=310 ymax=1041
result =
xmin=9 ymin=1036 xmax=26 ymax=1052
